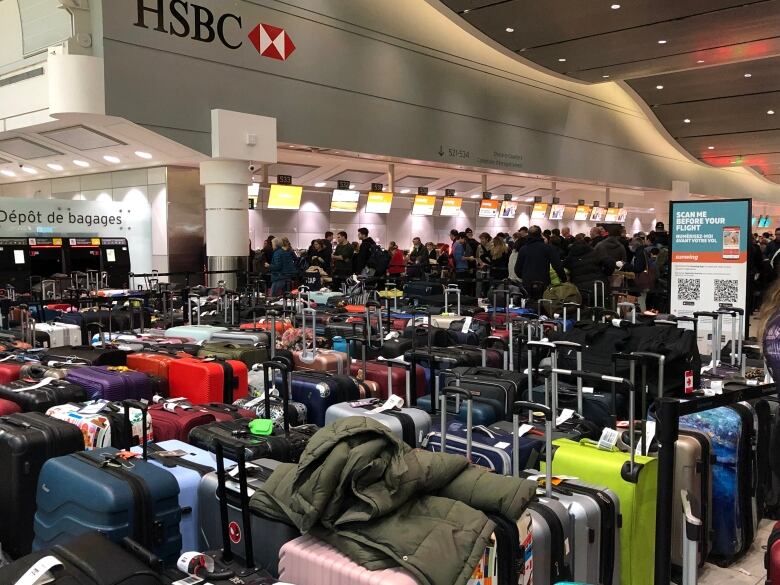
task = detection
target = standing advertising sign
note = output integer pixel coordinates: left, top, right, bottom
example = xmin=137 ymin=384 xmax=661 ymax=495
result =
xmin=670 ymin=199 xmax=751 ymax=345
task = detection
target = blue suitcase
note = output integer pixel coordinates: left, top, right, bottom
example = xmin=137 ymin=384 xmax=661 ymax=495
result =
xmin=33 ymin=402 xmax=182 ymax=566
xmin=131 ymin=439 xmax=233 ymax=554
xmin=276 ymin=370 xmax=360 ymax=427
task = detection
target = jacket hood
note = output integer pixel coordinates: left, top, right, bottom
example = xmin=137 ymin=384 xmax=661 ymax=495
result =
xmin=568 ymin=241 xmax=594 ymax=257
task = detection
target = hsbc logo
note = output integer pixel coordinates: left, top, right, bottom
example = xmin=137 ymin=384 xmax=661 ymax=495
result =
xmin=134 ymin=0 xmax=296 ymax=61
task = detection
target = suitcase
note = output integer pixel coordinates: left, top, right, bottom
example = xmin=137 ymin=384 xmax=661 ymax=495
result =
xmin=0 ymin=398 xmax=21 ymax=415
xmin=197 ymin=435 xmax=299 ymax=578
xmin=767 ymin=521 xmax=780 ymax=585
xmin=147 ymin=400 xmax=216 ymax=442
xmin=168 ymin=357 xmax=249 ymax=404
xmin=0 ymin=377 xmax=88 ymax=413
xmin=0 ymin=360 xmax=23 ymax=383
xmin=130 ymin=439 xmax=226 ymax=553
xmin=278 ymin=534 xmax=419 ymax=585
xmin=33 ymin=402 xmax=182 ymax=566
xmin=126 ymin=351 xmax=184 ymax=381
xmin=234 ymin=394 xmax=308 ymax=426
xmin=403 ymin=281 xmax=444 ymax=300
xmin=65 ymin=366 xmax=155 ymax=401
xmin=41 ymin=345 xmax=128 ymax=366
xmin=544 ymin=370 xmax=657 ymax=585
xmin=198 ymin=341 xmax=269 ymax=369
xmin=442 ymin=365 xmax=524 ymax=421
xmin=45 ymin=400 xmax=154 ymax=450
xmin=189 ymin=360 xmax=316 ymax=462
xmin=58 ymin=309 xmax=118 ymax=345
xmin=164 ymin=324 xmax=227 ymax=342
xmin=0 ymin=532 xmax=170 ymax=585
xmin=324 ymin=398 xmax=432 ymax=448
xmin=349 ymin=358 xmax=426 ymax=401
xmin=282 ymin=369 xmax=362 ymax=427
xmin=293 ymin=309 xmax=349 ymax=374
xmin=0 ymin=411 xmax=84 ymax=558
xmin=211 ymin=329 xmax=271 ymax=346
xmin=34 ymin=322 xmax=82 ymax=348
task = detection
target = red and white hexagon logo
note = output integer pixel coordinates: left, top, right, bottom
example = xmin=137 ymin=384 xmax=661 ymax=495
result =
xmin=248 ymin=23 xmax=296 ymax=61
xmin=228 ymin=521 xmax=242 ymax=544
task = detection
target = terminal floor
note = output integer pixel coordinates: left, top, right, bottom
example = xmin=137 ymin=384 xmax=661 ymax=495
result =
xmin=694 ymin=519 xmax=771 ymax=585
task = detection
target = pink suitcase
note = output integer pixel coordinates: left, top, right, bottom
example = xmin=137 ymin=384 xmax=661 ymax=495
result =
xmin=278 ymin=535 xmax=419 ymax=584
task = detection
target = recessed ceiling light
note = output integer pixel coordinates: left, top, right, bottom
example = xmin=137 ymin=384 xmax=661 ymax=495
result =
xmin=470 ymin=194 xmax=481 ymax=199
xmin=602 ymin=75 xmax=610 ymax=78
xmin=463 ymin=9 xmax=469 ymax=13
xmin=744 ymin=73 xmax=752 ymax=78
xmin=558 ymin=58 xmax=567 ymax=62
xmin=400 ymin=189 xmax=411 ymax=194
xmin=697 ymin=60 xmax=705 ymax=64
xmin=708 ymin=146 xmax=715 ymax=150
xmin=525 ymin=197 xmax=534 ymax=203
xmin=315 ymin=182 xmax=327 ymax=188
xmin=656 ymin=85 xmax=664 ymax=90
xmin=684 ymin=118 xmax=691 ymax=123
xmin=349 ymin=184 xmax=356 ymax=190
xmin=505 ymin=27 xmax=514 ymax=33
xmin=21 ymin=166 xmax=38 ymax=175
xmin=134 ymin=151 xmax=153 ymax=159
xmin=429 ymin=191 xmax=438 ymax=196
xmin=103 ymin=155 xmax=120 ymax=164
xmin=611 ymin=3 xmax=621 ymax=8
xmin=768 ymin=110 xmax=776 ymax=115
xmin=73 ymin=160 xmax=90 ymax=168
xmin=46 ymin=163 xmax=64 ymax=171
xmin=288 ymin=145 xmax=296 ymax=149
xmin=0 ymin=170 xmax=16 ymax=178
xmin=649 ymin=208 xmax=655 ymax=211
xmin=658 ymin=40 xmax=668 ymax=44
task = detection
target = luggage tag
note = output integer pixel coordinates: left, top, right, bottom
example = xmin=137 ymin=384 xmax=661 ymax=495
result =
xmin=154 ymin=449 xmax=190 ymax=458
xmin=78 ymin=400 xmax=110 ymax=415
xmin=350 ymin=397 xmax=381 ymax=408
xmin=12 ymin=377 xmax=56 ymax=393
xmin=248 ymin=418 xmax=274 ymax=436
xmin=369 ymin=395 xmax=404 ymax=414
xmin=555 ymin=408 xmax=575 ymax=426
xmin=13 ymin=555 xmax=62 ymax=585
xmin=460 ymin=316 xmax=473 ymax=334
xmin=598 ymin=428 xmax=620 ymax=451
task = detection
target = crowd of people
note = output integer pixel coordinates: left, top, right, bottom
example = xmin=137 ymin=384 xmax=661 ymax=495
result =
xmin=247 ymin=222 xmax=683 ymax=309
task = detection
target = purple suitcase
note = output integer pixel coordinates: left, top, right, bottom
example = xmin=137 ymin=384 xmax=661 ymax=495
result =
xmin=64 ymin=367 xmax=154 ymax=401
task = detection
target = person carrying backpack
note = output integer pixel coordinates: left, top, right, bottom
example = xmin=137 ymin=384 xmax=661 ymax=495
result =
xmin=354 ymin=227 xmax=377 ymax=274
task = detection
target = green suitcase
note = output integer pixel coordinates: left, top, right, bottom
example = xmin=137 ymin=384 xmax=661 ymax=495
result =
xmin=197 ymin=342 xmax=270 ymax=370
xmin=542 ymin=369 xmax=658 ymax=585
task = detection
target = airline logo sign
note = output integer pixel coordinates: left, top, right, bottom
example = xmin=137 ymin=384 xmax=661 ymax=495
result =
xmin=248 ymin=23 xmax=296 ymax=61
xmin=134 ymin=1 xmax=295 ymax=61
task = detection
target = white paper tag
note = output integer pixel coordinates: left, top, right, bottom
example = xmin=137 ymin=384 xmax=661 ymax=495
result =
xmin=636 ymin=421 xmax=657 ymax=455
xmin=461 ymin=316 xmax=473 ymax=334
xmin=78 ymin=400 xmax=111 ymax=415
xmin=495 ymin=441 xmax=511 ymax=449
xmin=518 ymin=424 xmax=534 ymax=438
xmin=369 ymin=394 xmax=405 ymax=414
xmin=0 ymin=355 xmax=17 ymax=363
xmin=555 ymin=408 xmax=575 ymax=426
xmin=244 ymin=395 xmax=264 ymax=409
xmin=582 ymin=386 xmax=594 ymax=394
xmin=13 ymin=377 xmax=56 ymax=393
xmin=14 ymin=555 xmax=62 ymax=585
xmin=710 ymin=380 xmax=723 ymax=394
xmin=598 ymin=428 xmax=620 ymax=451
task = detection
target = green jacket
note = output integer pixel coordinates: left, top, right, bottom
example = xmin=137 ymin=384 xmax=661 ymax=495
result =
xmin=250 ymin=417 xmax=537 ymax=585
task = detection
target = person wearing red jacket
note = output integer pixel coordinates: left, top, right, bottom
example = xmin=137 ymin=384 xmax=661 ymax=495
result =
xmin=387 ymin=241 xmax=406 ymax=276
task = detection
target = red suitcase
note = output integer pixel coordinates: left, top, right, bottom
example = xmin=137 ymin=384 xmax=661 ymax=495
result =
xmin=0 ymin=398 xmax=22 ymax=415
xmin=167 ymin=357 xmax=249 ymax=404
xmin=148 ymin=400 xmax=216 ymax=442
xmin=768 ymin=521 xmax=780 ymax=584
xmin=0 ymin=362 xmax=23 ymax=384
xmin=348 ymin=360 xmax=426 ymax=402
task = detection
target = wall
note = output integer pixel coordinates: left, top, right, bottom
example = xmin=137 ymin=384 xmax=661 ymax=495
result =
xmin=249 ymin=188 xmax=661 ymax=250
xmin=99 ymin=0 xmax=780 ymax=201
xmin=0 ymin=167 xmax=164 ymax=274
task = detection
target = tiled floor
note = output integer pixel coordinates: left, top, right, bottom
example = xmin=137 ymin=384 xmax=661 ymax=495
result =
xmin=695 ymin=520 xmax=771 ymax=585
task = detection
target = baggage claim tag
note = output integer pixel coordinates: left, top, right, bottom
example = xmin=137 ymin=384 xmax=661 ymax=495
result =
xmin=517 ymin=424 xmax=534 ymax=438
xmin=14 ymin=555 xmax=62 ymax=585
xmin=598 ymin=428 xmax=620 ymax=451
xmin=461 ymin=316 xmax=473 ymax=334
xmin=555 ymin=409 xmax=575 ymax=427
xmin=369 ymin=395 xmax=405 ymax=414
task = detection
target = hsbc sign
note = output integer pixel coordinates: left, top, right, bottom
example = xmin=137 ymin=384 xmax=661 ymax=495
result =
xmin=133 ymin=0 xmax=296 ymax=60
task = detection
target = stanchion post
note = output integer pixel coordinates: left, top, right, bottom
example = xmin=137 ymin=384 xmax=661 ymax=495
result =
xmin=655 ymin=396 xmax=680 ymax=585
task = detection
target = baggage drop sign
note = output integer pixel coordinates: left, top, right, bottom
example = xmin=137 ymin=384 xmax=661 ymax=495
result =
xmin=669 ymin=199 xmax=751 ymax=339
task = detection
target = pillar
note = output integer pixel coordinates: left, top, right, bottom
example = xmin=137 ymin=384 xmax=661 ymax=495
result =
xmin=200 ymin=159 xmax=250 ymax=289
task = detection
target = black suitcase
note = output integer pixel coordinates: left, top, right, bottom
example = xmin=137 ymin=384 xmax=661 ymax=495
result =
xmin=0 ymin=532 xmax=164 ymax=585
xmin=189 ymin=361 xmax=317 ymax=462
xmin=40 ymin=345 xmax=128 ymax=366
xmin=0 ymin=378 xmax=88 ymax=413
xmin=403 ymin=281 xmax=444 ymax=300
xmin=442 ymin=366 xmax=524 ymax=421
xmin=0 ymin=411 xmax=84 ymax=558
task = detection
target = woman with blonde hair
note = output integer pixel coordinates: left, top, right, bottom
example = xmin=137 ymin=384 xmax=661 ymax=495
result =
xmin=487 ymin=236 xmax=510 ymax=280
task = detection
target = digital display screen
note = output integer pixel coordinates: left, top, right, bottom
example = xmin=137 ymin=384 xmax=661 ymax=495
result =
xmin=531 ymin=203 xmax=549 ymax=220
xmin=549 ymin=204 xmax=566 ymax=220
xmin=440 ymin=197 xmax=463 ymax=216
xmin=106 ymin=249 xmax=116 ymax=263
xmin=605 ymin=208 xmax=621 ymax=222
xmin=479 ymin=199 xmax=501 ymax=218
xmin=14 ymin=250 xmax=24 ymax=264
xmin=500 ymin=201 xmax=518 ymax=219
xmin=330 ymin=189 xmax=360 ymax=213
xmin=366 ymin=192 xmax=393 ymax=214
xmin=617 ymin=208 xmax=628 ymax=223
xmin=412 ymin=195 xmax=436 ymax=216
xmin=268 ymin=184 xmax=303 ymax=210
xmin=574 ymin=205 xmax=592 ymax=221
xmin=590 ymin=207 xmax=606 ymax=221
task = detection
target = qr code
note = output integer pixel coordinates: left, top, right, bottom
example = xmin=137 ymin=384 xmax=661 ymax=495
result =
xmin=677 ymin=278 xmax=700 ymax=301
xmin=714 ymin=279 xmax=739 ymax=303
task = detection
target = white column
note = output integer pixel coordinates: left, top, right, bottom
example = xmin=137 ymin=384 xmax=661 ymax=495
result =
xmin=200 ymin=159 xmax=250 ymax=288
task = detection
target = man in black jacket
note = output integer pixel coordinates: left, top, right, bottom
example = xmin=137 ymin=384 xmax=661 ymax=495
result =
xmin=514 ymin=226 xmax=567 ymax=298
xmin=354 ymin=227 xmax=377 ymax=274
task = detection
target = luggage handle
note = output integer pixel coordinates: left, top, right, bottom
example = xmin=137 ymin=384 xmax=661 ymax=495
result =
xmin=561 ymin=302 xmax=581 ymax=332
xmin=267 ymin=310 xmax=279 ymax=359
xmin=444 ymin=285 xmax=461 ymax=317
xmin=408 ymin=350 xmax=457 ymax=415
xmin=526 ymin=340 xmax=557 ymax=423
xmin=680 ymin=489 xmax=702 ymax=585
xmin=365 ymin=301 xmax=384 ymax=349
xmin=552 ymin=341 xmax=584 ymax=415
xmin=593 ymin=280 xmax=606 ymax=310
xmin=262 ymin=360 xmax=291 ymax=434
xmin=629 ymin=351 xmax=665 ymax=456
xmin=440 ymin=386 xmax=473 ymax=460
xmin=694 ymin=311 xmax=723 ymax=370
xmin=617 ymin=302 xmax=636 ymax=324
xmin=541 ymin=367 xmax=640 ymax=480
xmin=122 ymin=399 xmax=149 ymax=460
xmin=381 ymin=358 xmax=415 ymax=406
xmin=512 ymin=401 xmax=553 ymax=497
xmin=717 ymin=308 xmax=744 ymax=373
xmin=345 ymin=336 xmax=369 ymax=382
xmin=301 ymin=308 xmax=318 ymax=359
xmin=213 ymin=437 xmax=255 ymax=569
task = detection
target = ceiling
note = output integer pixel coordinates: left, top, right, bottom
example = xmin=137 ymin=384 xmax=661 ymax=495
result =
xmin=442 ymin=0 xmax=780 ymax=183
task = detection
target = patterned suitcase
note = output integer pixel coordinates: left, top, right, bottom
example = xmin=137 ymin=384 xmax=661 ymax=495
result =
xmin=65 ymin=366 xmax=154 ymax=401
xmin=0 ymin=377 xmax=88 ymax=413
xmin=278 ymin=535 xmax=419 ymax=584
xmin=0 ymin=412 xmax=84 ymax=558
xmin=45 ymin=401 xmax=154 ymax=450
xmin=168 ymin=357 xmax=249 ymax=404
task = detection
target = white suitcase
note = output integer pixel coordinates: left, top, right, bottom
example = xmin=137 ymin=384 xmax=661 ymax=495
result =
xmin=35 ymin=322 xmax=81 ymax=348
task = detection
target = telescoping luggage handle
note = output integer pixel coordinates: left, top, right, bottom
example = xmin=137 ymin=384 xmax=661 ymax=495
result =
xmin=266 ymin=309 xmax=279 ymax=359
xmin=440 ymin=385 xmax=473 ymax=461
xmin=364 ymin=300 xmax=385 ymax=350
xmin=540 ymin=368 xmax=640 ymax=481
xmin=680 ymin=489 xmax=702 ymax=585
xmin=593 ymin=280 xmax=606 ymax=310
xmin=301 ymin=307 xmax=318 ymax=360
xmin=622 ymin=351 xmax=665 ymax=455
xmin=122 ymin=399 xmax=149 ymax=461
xmin=188 ymin=293 xmax=201 ymax=326
xmin=408 ymin=349 xmax=458 ymax=414
xmin=512 ymin=401 xmax=553 ymax=498
xmin=561 ymin=302 xmax=581 ymax=333
xmin=444 ymin=284 xmax=461 ymax=317
xmin=551 ymin=341 xmax=584 ymax=415
xmin=693 ymin=311 xmax=722 ymax=370
xmin=480 ymin=336 xmax=509 ymax=370
xmin=525 ymin=340 xmax=558 ymax=422
xmin=380 ymin=357 xmax=416 ymax=407
xmin=718 ymin=307 xmax=745 ymax=376
xmin=261 ymin=360 xmax=291 ymax=434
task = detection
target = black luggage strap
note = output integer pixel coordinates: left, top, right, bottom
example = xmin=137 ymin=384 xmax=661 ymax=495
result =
xmin=146 ymin=443 xmax=214 ymax=476
xmin=73 ymin=451 xmax=158 ymax=548
xmin=211 ymin=359 xmax=237 ymax=403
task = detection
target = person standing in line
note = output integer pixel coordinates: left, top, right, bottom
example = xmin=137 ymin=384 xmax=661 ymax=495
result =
xmin=331 ymin=231 xmax=354 ymax=289
xmin=595 ymin=225 xmax=627 ymax=266
xmin=321 ymin=231 xmax=334 ymax=272
xmin=487 ymin=236 xmax=510 ymax=281
xmin=354 ymin=227 xmax=377 ymax=274
xmin=269 ymin=237 xmax=298 ymax=296
xmin=514 ymin=226 xmax=567 ymax=299
xmin=387 ymin=241 xmax=406 ymax=277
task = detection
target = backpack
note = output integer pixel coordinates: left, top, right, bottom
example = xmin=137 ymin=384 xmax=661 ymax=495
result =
xmin=365 ymin=246 xmax=391 ymax=277
xmin=542 ymin=282 xmax=583 ymax=316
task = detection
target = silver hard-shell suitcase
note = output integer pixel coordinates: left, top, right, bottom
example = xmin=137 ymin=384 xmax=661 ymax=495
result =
xmin=324 ymin=399 xmax=431 ymax=448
